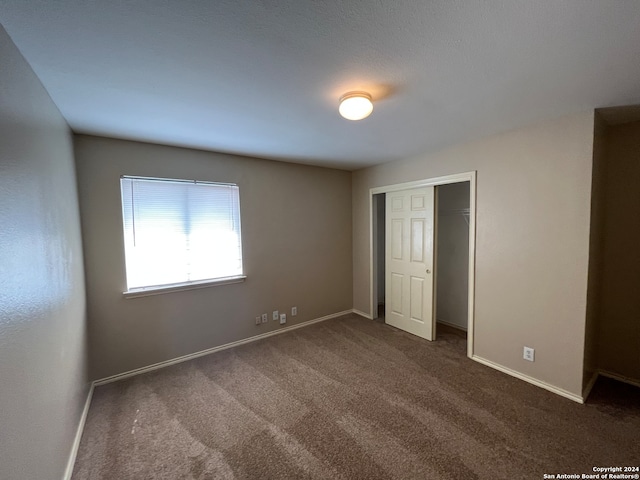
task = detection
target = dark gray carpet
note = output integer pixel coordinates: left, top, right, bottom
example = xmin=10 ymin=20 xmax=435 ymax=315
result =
xmin=72 ymin=314 xmax=640 ymax=479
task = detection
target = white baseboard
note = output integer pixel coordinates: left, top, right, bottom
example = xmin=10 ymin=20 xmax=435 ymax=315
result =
xmin=64 ymin=309 xmax=354 ymax=478
xmin=471 ymin=355 xmax=584 ymax=404
xmin=581 ymin=369 xmax=640 ymax=403
xmin=63 ymin=382 xmax=95 ymax=480
xmin=353 ymin=308 xmax=373 ymax=319
xmin=436 ymin=318 xmax=468 ymax=332
xmin=582 ymin=371 xmax=599 ymax=401
xmin=598 ymin=369 xmax=640 ymax=389
xmin=94 ymin=310 xmax=353 ymax=386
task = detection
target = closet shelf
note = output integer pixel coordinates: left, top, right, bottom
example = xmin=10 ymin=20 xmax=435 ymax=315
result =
xmin=439 ymin=208 xmax=470 ymax=226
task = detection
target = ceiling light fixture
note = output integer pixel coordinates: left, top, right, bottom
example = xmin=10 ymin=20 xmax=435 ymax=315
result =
xmin=338 ymin=92 xmax=373 ymax=120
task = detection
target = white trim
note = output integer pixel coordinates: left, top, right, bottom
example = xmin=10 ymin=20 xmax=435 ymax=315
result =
xmin=94 ymin=310 xmax=353 ymax=386
xmin=121 ymin=174 xmax=237 ymax=187
xmin=369 ymin=172 xmax=475 ymax=195
xmin=353 ymin=308 xmax=373 ymax=319
xmin=436 ymin=318 xmax=468 ymax=332
xmin=368 ymin=171 xmax=477 ymax=357
xmin=123 ymin=276 xmax=246 ymax=298
xmin=63 ymin=382 xmax=95 ymax=480
xmin=582 ymin=371 xmax=599 ymax=401
xmin=471 ymin=355 xmax=584 ymax=404
xmin=598 ymin=369 xmax=640 ymax=389
xmin=581 ymin=370 xmax=640 ymax=403
xmin=64 ymin=310 xmax=355 ymax=477
xmin=467 ymin=172 xmax=477 ymax=359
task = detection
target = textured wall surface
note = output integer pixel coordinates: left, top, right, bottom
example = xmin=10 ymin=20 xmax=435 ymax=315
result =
xmin=0 ymin=25 xmax=89 ymax=479
xmin=74 ymin=135 xmax=353 ymax=380
xmin=353 ymin=112 xmax=594 ymax=397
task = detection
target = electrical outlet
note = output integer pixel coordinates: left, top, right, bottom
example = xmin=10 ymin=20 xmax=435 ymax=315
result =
xmin=291 ymin=306 xmax=297 ymax=316
xmin=523 ymin=346 xmax=535 ymax=362
xmin=261 ymin=313 xmax=268 ymax=324
xmin=279 ymin=313 xmax=286 ymax=325
xmin=273 ymin=310 xmax=279 ymax=321
xmin=255 ymin=316 xmax=261 ymax=325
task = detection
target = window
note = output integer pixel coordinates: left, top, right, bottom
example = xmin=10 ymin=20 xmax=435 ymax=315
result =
xmin=120 ymin=176 xmax=244 ymax=294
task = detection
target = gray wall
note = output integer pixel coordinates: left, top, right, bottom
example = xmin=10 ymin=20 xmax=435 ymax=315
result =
xmin=74 ymin=135 xmax=353 ymax=380
xmin=436 ymin=182 xmax=470 ymax=330
xmin=583 ymin=112 xmax=608 ymax=390
xmin=353 ymin=112 xmax=594 ymax=398
xmin=0 ymin=26 xmax=89 ymax=479
xmin=594 ymin=120 xmax=640 ymax=382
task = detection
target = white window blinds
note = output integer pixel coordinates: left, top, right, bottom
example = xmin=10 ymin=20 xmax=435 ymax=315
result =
xmin=120 ymin=176 xmax=243 ymax=291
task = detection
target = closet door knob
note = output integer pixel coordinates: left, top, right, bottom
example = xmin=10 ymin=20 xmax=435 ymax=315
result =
xmin=426 ymin=269 xmax=431 ymax=274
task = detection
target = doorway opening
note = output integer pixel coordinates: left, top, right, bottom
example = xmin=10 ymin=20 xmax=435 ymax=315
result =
xmin=370 ymin=172 xmax=476 ymax=357
xmin=434 ymin=182 xmax=470 ymax=341
xmin=372 ymin=193 xmax=386 ymax=320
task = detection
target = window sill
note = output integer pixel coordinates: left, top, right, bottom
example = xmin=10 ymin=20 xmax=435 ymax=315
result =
xmin=123 ymin=276 xmax=246 ymax=299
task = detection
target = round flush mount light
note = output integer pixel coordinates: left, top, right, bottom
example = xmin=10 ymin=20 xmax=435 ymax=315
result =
xmin=339 ymin=92 xmax=373 ymax=120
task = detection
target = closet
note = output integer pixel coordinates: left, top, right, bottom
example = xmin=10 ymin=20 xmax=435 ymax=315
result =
xmin=435 ymin=182 xmax=470 ymax=336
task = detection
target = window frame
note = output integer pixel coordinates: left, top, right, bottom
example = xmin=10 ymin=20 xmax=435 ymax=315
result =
xmin=119 ymin=175 xmax=246 ymax=298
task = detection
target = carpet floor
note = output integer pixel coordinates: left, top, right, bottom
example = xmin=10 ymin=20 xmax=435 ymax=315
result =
xmin=72 ymin=314 xmax=640 ymax=479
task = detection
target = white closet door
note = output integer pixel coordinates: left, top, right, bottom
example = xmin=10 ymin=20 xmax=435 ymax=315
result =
xmin=385 ymin=187 xmax=435 ymax=340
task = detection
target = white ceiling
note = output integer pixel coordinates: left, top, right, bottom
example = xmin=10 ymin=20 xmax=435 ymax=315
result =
xmin=1 ymin=1 xmax=640 ymax=170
